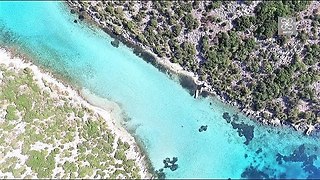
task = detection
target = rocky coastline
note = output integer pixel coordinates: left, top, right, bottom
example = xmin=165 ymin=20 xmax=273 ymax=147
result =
xmin=65 ymin=1 xmax=319 ymax=137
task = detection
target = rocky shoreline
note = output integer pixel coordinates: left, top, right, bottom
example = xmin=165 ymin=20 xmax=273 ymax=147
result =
xmin=65 ymin=2 xmax=319 ymax=136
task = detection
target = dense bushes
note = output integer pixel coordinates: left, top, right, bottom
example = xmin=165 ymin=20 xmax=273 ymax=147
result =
xmin=183 ymin=13 xmax=199 ymax=32
xmin=172 ymin=24 xmax=182 ymax=37
xmin=233 ymin=16 xmax=256 ymax=31
xmin=82 ymin=1 xmax=318 ymax=125
xmin=231 ymin=1 xmax=310 ymax=39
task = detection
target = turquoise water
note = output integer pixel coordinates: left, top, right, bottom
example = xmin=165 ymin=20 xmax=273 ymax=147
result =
xmin=0 ymin=2 xmax=319 ymax=178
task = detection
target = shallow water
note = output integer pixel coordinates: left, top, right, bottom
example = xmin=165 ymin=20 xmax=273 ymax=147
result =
xmin=0 ymin=2 xmax=319 ymax=178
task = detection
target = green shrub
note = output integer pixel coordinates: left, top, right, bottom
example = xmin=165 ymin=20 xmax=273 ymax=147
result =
xmin=5 ymin=105 xmax=18 ymax=121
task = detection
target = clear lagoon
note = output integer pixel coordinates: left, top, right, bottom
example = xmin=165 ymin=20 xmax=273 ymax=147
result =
xmin=0 ymin=2 xmax=319 ymax=178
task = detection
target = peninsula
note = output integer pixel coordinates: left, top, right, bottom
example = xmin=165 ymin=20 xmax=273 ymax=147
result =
xmin=0 ymin=48 xmax=151 ymax=179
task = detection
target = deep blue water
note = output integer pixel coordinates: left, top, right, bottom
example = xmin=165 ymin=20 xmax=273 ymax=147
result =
xmin=0 ymin=2 xmax=319 ymax=179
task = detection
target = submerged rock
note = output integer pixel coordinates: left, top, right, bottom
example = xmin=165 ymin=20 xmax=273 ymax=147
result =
xmin=74 ymin=20 xmax=78 ymax=23
xmin=275 ymin=144 xmax=320 ymax=178
xmin=230 ymin=121 xmax=254 ymax=145
xmin=170 ymin=164 xmax=178 ymax=171
xmin=164 ymin=162 xmax=170 ymax=168
xmin=170 ymin=157 xmax=178 ymax=164
xmin=241 ymin=165 xmax=269 ymax=179
xmin=155 ymin=169 xmax=166 ymax=179
xmin=223 ymin=112 xmax=232 ymax=123
xmin=78 ymin=14 xmax=84 ymax=21
xmin=111 ymin=39 xmax=120 ymax=48
xmin=255 ymin=148 xmax=262 ymax=154
xmin=233 ymin=113 xmax=239 ymax=121
xmin=70 ymin=9 xmax=76 ymax=14
xmin=163 ymin=157 xmax=170 ymax=164
xmin=198 ymin=125 xmax=208 ymax=132
xmin=162 ymin=157 xmax=179 ymax=171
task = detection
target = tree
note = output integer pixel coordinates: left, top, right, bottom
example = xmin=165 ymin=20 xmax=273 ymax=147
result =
xmin=253 ymin=1 xmax=308 ymax=38
xmin=233 ymin=16 xmax=255 ymax=31
xmin=288 ymin=108 xmax=299 ymax=123
xmin=180 ymin=2 xmax=193 ymax=13
xmin=149 ymin=17 xmax=158 ymax=27
xmin=183 ymin=13 xmax=199 ymax=31
xmin=172 ymin=24 xmax=182 ymax=37
xmin=244 ymin=37 xmax=256 ymax=51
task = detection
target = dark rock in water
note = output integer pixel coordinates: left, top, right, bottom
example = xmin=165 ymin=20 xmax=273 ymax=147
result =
xmin=163 ymin=157 xmax=179 ymax=171
xmin=133 ymin=49 xmax=142 ymax=56
xmin=78 ymin=14 xmax=84 ymax=21
xmin=203 ymin=125 xmax=208 ymax=131
xmin=74 ymin=20 xmax=78 ymax=23
xmin=111 ymin=39 xmax=120 ymax=48
xmin=230 ymin=121 xmax=254 ymax=145
xmin=255 ymin=148 xmax=262 ymax=154
xmin=170 ymin=164 xmax=178 ymax=171
xmin=276 ymin=153 xmax=283 ymax=165
xmin=241 ymin=165 xmax=269 ymax=179
xmin=233 ymin=113 xmax=239 ymax=121
xmin=155 ymin=169 xmax=166 ymax=179
xmin=283 ymin=144 xmax=307 ymax=163
xmin=244 ymin=154 xmax=248 ymax=158
xmin=170 ymin=157 xmax=178 ymax=164
xmin=276 ymin=143 xmax=320 ymax=177
xmin=223 ymin=112 xmax=231 ymax=123
xmin=210 ymin=102 xmax=212 ymax=105
xmin=164 ymin=162 xmax=170 ymax=168
xmin=163 ymin=157 xmax=170 ymax=164
xmin=70 ymin=9 xmax=76 ymax=14
xmin=199 ymin=125 xmax=208 ymax=132
xmin=278 ymin=144 xmax=318 ymax=173
xmin=279 ymin=173 xmax=286 ymax=179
